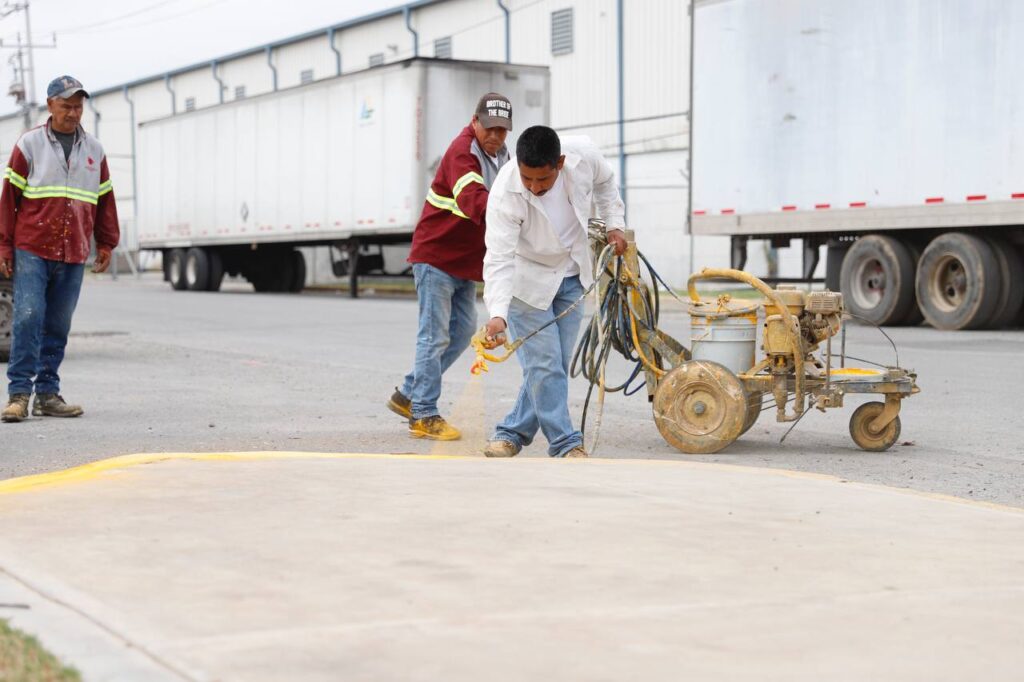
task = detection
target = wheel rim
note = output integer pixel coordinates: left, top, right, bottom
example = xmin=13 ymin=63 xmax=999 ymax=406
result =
xmin=653 ymin=361 xmax=746 ymax=454
xmin=929 ymin=254 xmax=967 ymax=313
xmin=850 ymin=257 xmax=887 ymax=310
xmin=185 ymin=256 xmax=198 ymax=287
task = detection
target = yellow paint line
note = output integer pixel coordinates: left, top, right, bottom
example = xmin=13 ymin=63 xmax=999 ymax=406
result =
xmin=0 ymin=449 xmax=1020 ymax=515
xmin=0 ymin=451 xmax=471 ymax=496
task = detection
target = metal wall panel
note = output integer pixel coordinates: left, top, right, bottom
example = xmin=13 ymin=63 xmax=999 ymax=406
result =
xmin=275 ymin=34 xmax=338 ymax=87
xmin=337 ymin=14 xmax=409 ymax=72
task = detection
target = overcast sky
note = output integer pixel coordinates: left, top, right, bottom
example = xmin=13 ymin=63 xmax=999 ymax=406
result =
xmin=0 ymin=0 xmax=404 ymax=115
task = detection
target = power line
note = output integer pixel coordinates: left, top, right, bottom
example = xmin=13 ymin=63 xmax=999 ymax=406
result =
xmin=67 ymin=0 xmax=232 ymax=35
xmin=41 ymin=0 xmax=188 ymax=35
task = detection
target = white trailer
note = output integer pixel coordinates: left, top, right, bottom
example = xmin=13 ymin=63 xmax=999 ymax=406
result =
xmin=691 ymin=0 xmax=1024 ymax=329
xmin=136 ymin=58 xmax=549 ymax=295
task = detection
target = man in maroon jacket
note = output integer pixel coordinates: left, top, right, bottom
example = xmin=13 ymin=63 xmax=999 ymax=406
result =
xmin=387 ymin=93 xmax=513 ymax=440
xmin=1 ymin=76 xmax=119 ymax=423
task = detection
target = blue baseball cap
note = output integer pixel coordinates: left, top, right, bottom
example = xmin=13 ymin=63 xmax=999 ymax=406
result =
xmin=47 ymin=75 xmax=89 ymax=100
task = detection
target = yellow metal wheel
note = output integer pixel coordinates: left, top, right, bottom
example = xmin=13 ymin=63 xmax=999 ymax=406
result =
xmin=653 ymin=360 xmax=746 ymax=454
xmin=849 ymin=401 xmax=901 ymax=452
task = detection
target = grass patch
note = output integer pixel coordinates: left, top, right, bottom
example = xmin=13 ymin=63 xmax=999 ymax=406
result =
xmin=0 ymin=619 xmax=80 ymax=682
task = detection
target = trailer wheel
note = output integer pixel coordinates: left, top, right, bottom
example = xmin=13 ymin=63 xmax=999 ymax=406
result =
xmin=288 ymin=251 xmax=306 ymax=293
xmin=168 ymin=249 xmax=188 ymax=291
xmin=206 ymin=250 xmax=225 ymax=292
xmin=840 ymin=235 xmax=916 ymax=326
xmin=0 ymin=278 xmax=13 ymax=363
xmin=916 ymin=233 xmax=1000 ymax=330
xmin=982 ymin=237 xmax=1024 ymax=329
xmin=184 ymin=248 xmax=210 ymax=291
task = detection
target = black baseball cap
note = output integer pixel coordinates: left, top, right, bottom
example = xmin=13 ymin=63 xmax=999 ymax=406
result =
xmin=474 ymin=92 xmax=512 ymax=130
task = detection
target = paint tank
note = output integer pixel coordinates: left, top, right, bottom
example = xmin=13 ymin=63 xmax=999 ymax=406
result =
xmin=689 ymin=296 xmax=758 ymax=375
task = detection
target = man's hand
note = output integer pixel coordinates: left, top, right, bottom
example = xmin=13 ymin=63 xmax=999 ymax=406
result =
xmin=92 ymin=248 xmax=112 ymax=274
xmin=0 ymin=257 xmax=11 ymax=279
xmin=482 ymin=317 xmax=508 ymax=350
xmin=607 ymin=229 xmax=627 ymax=256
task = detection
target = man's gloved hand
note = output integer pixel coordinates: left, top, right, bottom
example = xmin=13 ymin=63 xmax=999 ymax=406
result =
xmin=607 ymin=229 xmax=627 ymax=256
xmin=482 ymin=317 xmax=507 ymax=350
xmin=0 ymin=257 xmax=11 ymax=279
xmin=92 ymin=248 xmax=112 ymax=274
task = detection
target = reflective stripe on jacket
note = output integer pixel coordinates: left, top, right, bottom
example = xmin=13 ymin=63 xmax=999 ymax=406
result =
xmin=408 ymin=124 xmax=509 ymax=282
xmin=0 ymin=118 xmax=119 ymax=263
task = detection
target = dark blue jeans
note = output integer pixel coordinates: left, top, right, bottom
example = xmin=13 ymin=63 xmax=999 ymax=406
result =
xmin=7 ymin=249 xmax=84 ymax=396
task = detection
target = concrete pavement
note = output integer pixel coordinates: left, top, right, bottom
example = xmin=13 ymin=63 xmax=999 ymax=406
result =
xmin=2 ymin=451 xmax=1023 ymax=681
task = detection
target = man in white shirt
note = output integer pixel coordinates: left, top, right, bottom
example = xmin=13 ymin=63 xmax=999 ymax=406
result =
xmin=481 ymin=126 xmax=626 ymax=458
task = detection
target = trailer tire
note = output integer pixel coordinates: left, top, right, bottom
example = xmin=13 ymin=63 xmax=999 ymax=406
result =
xmin=288 ymin=251 xmax=306 ymax=293
xmin=168 ymin=249 xmax=188 ymax=291
xmin=916 ymin=232 xmax=1000 ymax=330
xmin=184 ymin=248 xmax=210 ymax=291
xmin=206 ymin=250 xmax=225 ymax=292
xmin=840 ymin=235 xmax=916 ymax=326
xmin=0 ymin=278 xmax=13 ymax=363
xmin=982 ymin=237 xmax=1024 ymax=329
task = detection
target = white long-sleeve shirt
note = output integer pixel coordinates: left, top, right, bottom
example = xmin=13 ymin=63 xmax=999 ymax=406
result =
xmin=483 ymin=136 xmax=626 ymax=321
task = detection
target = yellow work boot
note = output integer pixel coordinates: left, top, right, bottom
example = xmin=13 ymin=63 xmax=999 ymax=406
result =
xmin=386 ymin=388 xmax=412 ymax=419
xmin=564 ymin=446 xmax=589 ymax=458
xmin=2 ymin=394 xmax=29 ymax=423
xmin=408 ymin=415 xmax=461 ymax=441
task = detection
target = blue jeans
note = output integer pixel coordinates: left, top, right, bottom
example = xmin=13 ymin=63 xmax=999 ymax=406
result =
xmin=401 ymin=262 xmax=477 ymax=420
xmin=7 ymin=249 xmax=85 ymax=396
xmin=493 ymin=275 xmax=585 ymax=457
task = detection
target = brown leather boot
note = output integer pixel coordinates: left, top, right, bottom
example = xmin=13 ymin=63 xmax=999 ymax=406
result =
xmin=1 ymin=394 xmax=29 ymax=423
xmin=32 ymin=393 xmax=84 ymax=418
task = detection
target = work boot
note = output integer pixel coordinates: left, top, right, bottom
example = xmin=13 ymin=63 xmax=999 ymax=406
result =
xmin=32 ymin=393 xmax=84 ymax=418
xmin=563 ymin=446 xmax=589 ymax=458
xmin=408 ymin=415 xmax=461 ymax=441
xmin=484 ymin=440 xmax=520 ymax=458
xmin=386 ymin=388 xmax=412 ymax=420
xmin=1 ymin=394 xmax=29 ymax=423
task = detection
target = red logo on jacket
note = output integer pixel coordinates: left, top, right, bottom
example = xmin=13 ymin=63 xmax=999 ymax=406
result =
xmin=87 ymin=156 xmax=94 ymax=166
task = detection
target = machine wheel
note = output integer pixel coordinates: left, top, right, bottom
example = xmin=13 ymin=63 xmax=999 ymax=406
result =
xmin=652 ymin=360 xmax=746 ymax=454
xmin=982 ymin=237 xmax=1024 ymax=329
xmin=840 ymin=235 xmax=916 ymax=326
xmin=168 ymin=249 xmax=188 ymax=291
xmin=288 ymin=250 xmax=306 ymax=293
xmin=848 ymin=401 xmax=901 ymax=452
xmin=0 ymin=278 xmax=12 ymax=363
xmin=184 ymin=247 xmax=210 ymax=291
xmin=739 ymin=391 xmax=763 ymax=437
xmin=916 ymin=232 xmax=1000 ymax=330
xmin=206 ymin=250 xmax=225 ymax=292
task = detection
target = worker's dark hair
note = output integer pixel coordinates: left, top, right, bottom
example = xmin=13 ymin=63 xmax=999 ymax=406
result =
xmin=516 ymin=125 xmax=561 ymax=168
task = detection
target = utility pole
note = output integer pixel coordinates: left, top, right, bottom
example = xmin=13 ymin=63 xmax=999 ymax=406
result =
xmin=0 ymin=1 xmax=55 ymax=131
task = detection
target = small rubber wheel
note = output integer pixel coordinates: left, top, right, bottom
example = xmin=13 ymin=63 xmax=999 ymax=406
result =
xmin=849 ymin=401 xmax=901 ymax=452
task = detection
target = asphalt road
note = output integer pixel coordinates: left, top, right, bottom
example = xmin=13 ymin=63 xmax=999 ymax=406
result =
xmin=2 ymin=273 xmax=1022 ymax=506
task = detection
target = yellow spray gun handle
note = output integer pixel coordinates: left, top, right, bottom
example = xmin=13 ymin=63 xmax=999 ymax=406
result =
xmin=469 ymin=327 xmax=523 ymax=375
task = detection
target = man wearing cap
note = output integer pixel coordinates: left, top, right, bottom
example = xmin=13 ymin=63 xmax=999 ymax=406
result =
xmin=0 ymin=75 xmax=119 ymax=423
xmin=386 ymin=93 xmax=512 ymax=440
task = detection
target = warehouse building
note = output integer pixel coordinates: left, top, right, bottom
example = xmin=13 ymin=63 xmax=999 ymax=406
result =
xmin=0 ymin=0 xmax=778 ymax=287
